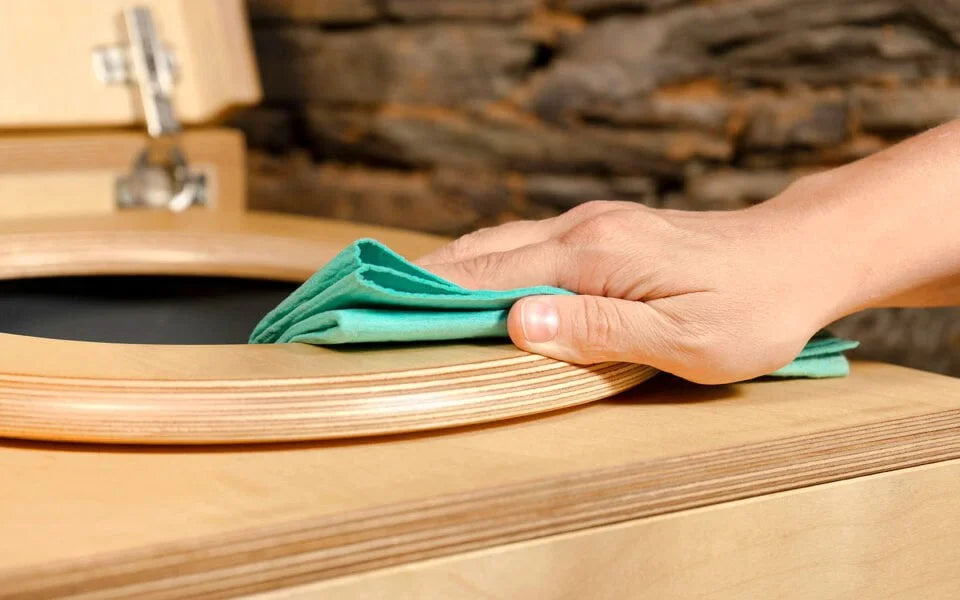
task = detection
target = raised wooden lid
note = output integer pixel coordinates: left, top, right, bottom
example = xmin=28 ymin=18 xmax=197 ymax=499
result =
xmin=0 ymin=0 xmax=260 ymax=129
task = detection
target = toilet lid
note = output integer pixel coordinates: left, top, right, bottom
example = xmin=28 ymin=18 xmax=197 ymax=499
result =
xmin=0 ymin=211 xmax=654 ymax=444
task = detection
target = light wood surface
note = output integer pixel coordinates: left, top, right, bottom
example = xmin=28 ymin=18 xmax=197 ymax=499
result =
xmin=0 ymin=211 xmax=654 ymax=443
xmin=0 ymin=210 xmax=436 ymax=281
xmin=0 ymin=336 xmax=653 ymax=444
xmin=273 ymin=459 xmax=960 ymax=600
xmin=0 ymin=129 xmax=246 ymax=219
xmin=1 ymin=362 xmax=958 ymax=597
xmin=0 ymin=0 xmax=260 ymax=129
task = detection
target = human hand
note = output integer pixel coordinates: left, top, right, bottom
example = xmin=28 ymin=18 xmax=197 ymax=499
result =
xmin=417 ymin=199 xmax=844 ymax=384
xmin=417 ymin=121 xmax=960 ymax=383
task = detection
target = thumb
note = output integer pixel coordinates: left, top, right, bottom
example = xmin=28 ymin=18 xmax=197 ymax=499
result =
xmin=508 ymin=294 xmax=675 ymax=368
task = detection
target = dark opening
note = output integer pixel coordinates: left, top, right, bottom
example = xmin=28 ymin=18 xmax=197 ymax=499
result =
xmin=0 ymin=276 xmax=299 ymax=345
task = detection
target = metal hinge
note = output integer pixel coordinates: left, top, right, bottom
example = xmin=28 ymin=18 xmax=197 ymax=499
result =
xmin=92 ymin=6 xmax=206 ymax=211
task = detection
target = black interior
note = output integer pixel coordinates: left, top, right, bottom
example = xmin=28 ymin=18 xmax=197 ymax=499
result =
xmin=0 ymin=276 xmax=299 ymax=344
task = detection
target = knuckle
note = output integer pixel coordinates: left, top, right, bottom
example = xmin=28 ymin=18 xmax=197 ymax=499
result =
xmin=455 ymin=252 xmax=500 ymax=289
xmin=568 ymin=297 xmax=624 ymax=361
xmin=567 ymin=200 xmax=617 ymax=218
xmin=561 ymin=213 xmax=624 ymax=246
xmin=445 ymin=232 xmax=480 ymax=259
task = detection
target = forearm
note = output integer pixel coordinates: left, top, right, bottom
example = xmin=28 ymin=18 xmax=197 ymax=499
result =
xmin=755 ymin=119 xmax=960 ymax=324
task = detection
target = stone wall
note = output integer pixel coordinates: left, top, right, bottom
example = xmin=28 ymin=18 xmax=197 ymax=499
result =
xmin=234 ymin=0 xmax=960 ymax=375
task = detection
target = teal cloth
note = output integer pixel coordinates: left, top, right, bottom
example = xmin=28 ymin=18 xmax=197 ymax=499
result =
xmin=250 ymin=239 xmax=859 ymax=379
xmin=768 ymin=331 xmax=859 ymax=378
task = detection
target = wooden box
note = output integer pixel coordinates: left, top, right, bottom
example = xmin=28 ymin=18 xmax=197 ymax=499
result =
xmin=0 ymin=2 xmax=958 ymax=599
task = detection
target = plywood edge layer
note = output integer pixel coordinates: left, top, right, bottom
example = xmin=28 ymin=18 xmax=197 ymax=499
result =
xmin=259 ymin=459 xmax=960 ymax=600
xmin=0 ymin=361 xmax=656 ymax=443
xmin=4 ymin=407 xmax=960 ymax=598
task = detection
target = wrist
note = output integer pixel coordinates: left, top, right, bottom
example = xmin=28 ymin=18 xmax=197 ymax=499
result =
xmin=761 ymin=121 xmax=960 ymax=317
xmin=744 ymin=176 xmax=871 ymax=328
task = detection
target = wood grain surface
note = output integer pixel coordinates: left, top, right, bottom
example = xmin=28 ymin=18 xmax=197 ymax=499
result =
xmin=278 ymin=459 xmax=960 ymax=600
xmin=0 ymin=211 xmax=654 ymax=443
xmin=0 ymin=337 xmax=654 ymax=444
xmin=0 ymin=210 xmax=439 ymax=281
xmin=1 ymin=362 xmax=958 ymax=598
xmin=0 ymin=0 xmax=260 ymax=128
xmin=0 ymin=129 xmax=246 ymax=219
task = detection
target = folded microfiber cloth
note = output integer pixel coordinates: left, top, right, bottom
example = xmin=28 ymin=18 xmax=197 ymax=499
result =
xmin=250 ymin=239 xmax=859 ymax=379
xmin=769 ymin=331 xmax=859 ymax=378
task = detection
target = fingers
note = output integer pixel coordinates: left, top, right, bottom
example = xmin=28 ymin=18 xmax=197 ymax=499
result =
xmin=415 ymin=220 xmax=552 ymax=267
xmin=424 ymin=241 xmax=571 ymax=290
xmin=416 ymin=200 xmax=640 ymax=267
xmin=507 ymin=294 xmax=677 ymax=368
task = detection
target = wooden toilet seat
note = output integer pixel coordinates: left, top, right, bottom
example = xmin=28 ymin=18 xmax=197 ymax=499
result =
xmin=0 ymin=211 xmax=655 ymax=444
xmin=0 ymin=0 xmax=656 ymax=447
xmin=7 ymin=4 xmax=960 ymax=596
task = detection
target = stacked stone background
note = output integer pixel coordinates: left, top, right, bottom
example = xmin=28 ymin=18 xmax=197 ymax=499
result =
xmin=234 ymin=0 xmax=960 ymax=376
